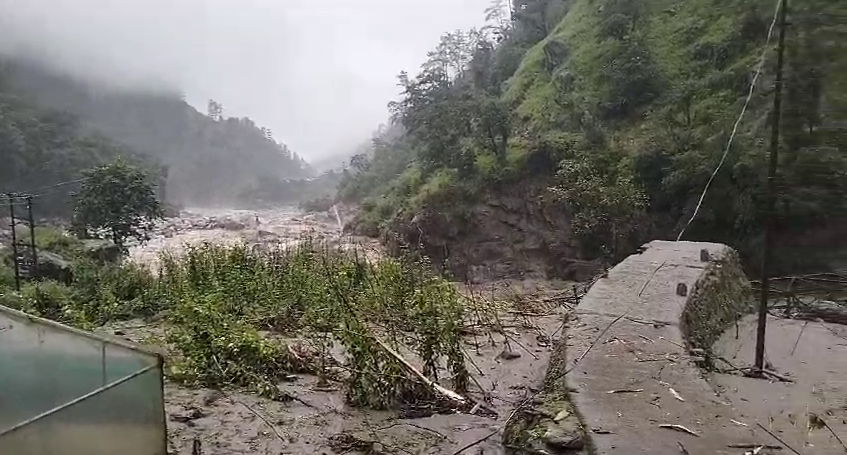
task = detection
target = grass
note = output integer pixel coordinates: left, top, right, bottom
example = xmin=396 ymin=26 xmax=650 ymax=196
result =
xmin=14 ymin=225 xmax=85 ymax=258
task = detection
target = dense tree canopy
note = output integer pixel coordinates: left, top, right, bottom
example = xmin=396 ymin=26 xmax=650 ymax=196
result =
xmin=339 ymin=0 xmax=847 ymax=265
xmin=72 ymin=161 xmax=164 ymax=249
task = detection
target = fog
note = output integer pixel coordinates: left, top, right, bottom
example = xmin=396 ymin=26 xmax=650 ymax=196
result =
xmin=0 ymin=0 xmax=494 ymax=161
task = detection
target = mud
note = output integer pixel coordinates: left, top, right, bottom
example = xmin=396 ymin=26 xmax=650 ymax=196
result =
xmin=120 ymin=207 xmax=571 ymax=455
xmin=711 ymin=314 xmax=847 ymax=454
xmin=382 ymin=183 xmax=603 ymax=284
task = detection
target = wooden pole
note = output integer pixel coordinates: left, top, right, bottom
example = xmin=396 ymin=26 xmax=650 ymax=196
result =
xmin=26 ymin=196 xmax=37 ymax=277
xmin=755 ymin=0 xmax=789 ymax=372
xmin=7 ymin=194 xmax=21 ymax=291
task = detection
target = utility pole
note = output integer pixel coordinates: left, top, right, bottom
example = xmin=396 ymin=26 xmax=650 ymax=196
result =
xmin=755 ymin=0 xmax=789 ymax=373
xmin=26 ymin=196 xmax=37 ymax=273
xmin=7 ymin=194 xmax=21 ymax=291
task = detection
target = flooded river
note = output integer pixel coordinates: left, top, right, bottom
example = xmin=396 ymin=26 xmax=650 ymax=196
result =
xmin=129 ymin=206 xmax=370 ymax=269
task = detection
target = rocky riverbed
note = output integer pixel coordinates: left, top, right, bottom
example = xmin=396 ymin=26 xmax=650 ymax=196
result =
xmin=129 ymin=205 xmax=377 ymax=269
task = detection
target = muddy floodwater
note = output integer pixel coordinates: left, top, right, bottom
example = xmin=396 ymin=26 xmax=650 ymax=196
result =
xmin=117 ymin=207 xmax=569 ymax=455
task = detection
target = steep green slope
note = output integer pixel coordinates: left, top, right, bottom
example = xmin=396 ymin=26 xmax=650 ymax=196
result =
xmin=4 ymin=59 xmax=313 ymax=207
xmin=340 ymin=0 xmax=847 ymax=277
xmin=505 ymin=0 xmax=846 ymax=256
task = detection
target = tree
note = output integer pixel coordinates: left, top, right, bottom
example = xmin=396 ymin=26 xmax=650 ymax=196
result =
xmin=72 ymin=161 xmax=164 ymax=250
xmin=207 ymin=99 xmax=224 ymax=121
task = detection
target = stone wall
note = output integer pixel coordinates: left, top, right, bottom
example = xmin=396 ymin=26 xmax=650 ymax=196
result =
xmin=504 ymin=241 xmax=756 ymax=455
xmin=681 ymin=248 xmax=752 ymax=352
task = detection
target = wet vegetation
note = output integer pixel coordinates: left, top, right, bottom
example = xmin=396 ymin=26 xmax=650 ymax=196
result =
xmin=338 ymin=0 xmax=847 ymax=267
xmin=1 ymin=229 xmax=473 ymax=410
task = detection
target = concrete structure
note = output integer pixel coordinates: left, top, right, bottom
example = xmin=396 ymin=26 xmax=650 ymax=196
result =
xmin=505 ymin=241 xmax=763 ymax=454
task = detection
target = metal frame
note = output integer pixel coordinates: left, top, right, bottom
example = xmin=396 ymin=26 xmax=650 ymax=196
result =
xmin=0 ymin=304 xmax=168 ymax=453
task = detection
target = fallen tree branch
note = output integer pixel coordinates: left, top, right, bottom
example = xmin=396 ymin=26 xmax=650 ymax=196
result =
xmin=373 ymin=336 xmax=467 ymax=405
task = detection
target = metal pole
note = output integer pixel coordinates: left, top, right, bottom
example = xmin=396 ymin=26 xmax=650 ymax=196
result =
xmin=26 ymin=196 xmax=37 ymax=276
xmin=7 ymin=194 xmax=21 ymax=291
xmin=755 ymin=0 xmax=789 ymax=373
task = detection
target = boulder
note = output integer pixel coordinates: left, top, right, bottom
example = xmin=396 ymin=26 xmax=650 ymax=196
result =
xmin=82 ymin=239 xmax=124 ymax=263
xmin=35 ymin=250 xmax=73 ymax=284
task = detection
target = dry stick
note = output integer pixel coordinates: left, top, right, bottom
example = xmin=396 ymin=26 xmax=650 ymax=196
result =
xmin=756 ymin=422 xmax=803 ymax=455
xmin=639 ymin=261 xmax=668 ymax=297
xmin=376 ymin=422 xmax=449 ymax=440
xmin=821 ymin=419 xmax=847 ymax=452
xmin=455 ymin=270 xmax=618 ymax=454
xmin=747 ymin=367 xmax=794 ymax=383
xmin=462 ymin=348 xmax=486 ymax=376
xmin=465 ymin=282 xmax=483 ymax=355
xmin=361 ymin=419 xmax=415 ymax=455
xmin=500 ymin=330 xmax=540 ymax=360
xmin=790 ymin=320 xmax=809 ymax=356
xmin=568 ymin=311 xmax=630 ymax=371
xmin=209 ymin=357 xmax=287 ymax=444
xmin=451 ymin=428 xmax=499 ymax=455
xmin=231 ymin=397 xmax=286 ymax=443
xmin=452 ymin=375 xmax=554 ymax=455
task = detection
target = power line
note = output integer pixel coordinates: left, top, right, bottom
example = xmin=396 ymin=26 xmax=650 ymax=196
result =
xmin=6 ymin=176 xmax=91 ymax=200
xmin=676 ymin=0 xmax=784 ymax=241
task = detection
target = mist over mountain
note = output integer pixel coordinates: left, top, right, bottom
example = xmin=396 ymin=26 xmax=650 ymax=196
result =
xmin=2 ymin=58 xmax=313 ymax=207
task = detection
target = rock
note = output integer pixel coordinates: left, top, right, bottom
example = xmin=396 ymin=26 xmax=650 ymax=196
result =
xmin=202 ymin=390 xmax=225 ymax=406
xmin=543 ymin=424 xmax=586 ymax=451
xmin=499 ymin=348 xmax=522 ymax=360
xmin=169 ymin=406 xmax=206 ymax=423
xmin=82 ymin=239 xmax=123 ymax=263
xmin=216 ymin=219 xmax=246 ymax=231
xmin=35 ymin=250 xmax=73 ymax=283
xmin=553 ymin=409 xmax=571 ymax=422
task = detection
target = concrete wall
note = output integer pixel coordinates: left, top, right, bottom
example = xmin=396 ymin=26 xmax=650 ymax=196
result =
xmin=504 ymin=241 xmax=754 ymax=454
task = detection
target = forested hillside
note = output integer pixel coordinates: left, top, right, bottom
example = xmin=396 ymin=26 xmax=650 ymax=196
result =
xmin=339 ymin=0 xmax=847 ymax=278
xmin=0 ymin=69 xmax=159 ymax=217
xmin=2 ymin=59 xmax=313 ymax=207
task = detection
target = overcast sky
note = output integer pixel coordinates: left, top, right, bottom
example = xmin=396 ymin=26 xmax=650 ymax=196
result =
xmin=0 ymin=0 xmax=494 ymax=161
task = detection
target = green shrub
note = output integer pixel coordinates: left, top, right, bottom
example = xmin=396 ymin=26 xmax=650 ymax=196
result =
xmin=15 ymin=226 xmax=84 ymax=258
xmin=20 ymin=281 xmax=86 ymax=326
xmin=71 ymin=259 xmax=160 ymax=323
xmin=155 ymin=240 xmax=469 ymax=408
xmin=0 ymin=263 xmax=15 ymax=290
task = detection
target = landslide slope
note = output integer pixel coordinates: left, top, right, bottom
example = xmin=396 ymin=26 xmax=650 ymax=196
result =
xmin=344 ymin=0 xmax=847 ymax=279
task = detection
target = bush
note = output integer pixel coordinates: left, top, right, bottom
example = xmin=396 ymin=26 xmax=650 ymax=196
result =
xmin=0 ymin=263 xmax=15 ymax=290
xmin=19 ymin=281 xmax=86 ymax=326
xmin=70 ymin=259 xmax=160 ymax=323
xmin=155 ymin=240 xmax=469 ymax=408
xmin=552 ymin=151 xmax=649 ymax=260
